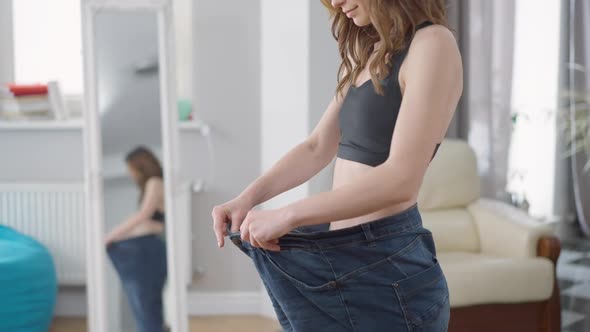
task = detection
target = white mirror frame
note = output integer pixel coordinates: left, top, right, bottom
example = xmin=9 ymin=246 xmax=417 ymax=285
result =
xmin=81 ymin=1 xmax=187 ymax=331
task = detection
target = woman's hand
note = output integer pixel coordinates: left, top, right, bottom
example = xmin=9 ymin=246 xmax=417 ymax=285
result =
xmin=104 ymin=233 xmax=117 ymax=247
xmin=240 ymin=209 xmax=294 ymax=252
xmin=211 ymin=196 xmax=254 ymax=248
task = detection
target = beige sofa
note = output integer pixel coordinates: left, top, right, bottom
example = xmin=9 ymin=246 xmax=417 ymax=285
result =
xmin=417 ymin=138 xmax=561 ymax=332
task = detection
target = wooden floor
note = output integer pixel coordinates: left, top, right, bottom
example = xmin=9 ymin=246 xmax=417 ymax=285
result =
xmin=189 ymin=316 xmax=281 ymax=332
xmin=49 ymin=316 xmax=281 ymax=332
xmin=49 ymin=318 xmax=87 ymax=332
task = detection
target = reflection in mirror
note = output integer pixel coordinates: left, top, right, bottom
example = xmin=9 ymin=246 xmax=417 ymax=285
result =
xmin=95 ymin=11 xmax=170 ymax=332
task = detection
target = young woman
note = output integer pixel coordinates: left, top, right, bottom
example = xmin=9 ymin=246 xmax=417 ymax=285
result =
xmin=105 ymin=146 xmax=168 ymax=332
xmin=212 ymin=0 xmax=462 ymax=330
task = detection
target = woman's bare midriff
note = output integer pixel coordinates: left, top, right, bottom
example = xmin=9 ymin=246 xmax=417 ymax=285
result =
xmin=123 ymin=219 xmax=165 ymax=240
xmin=328 ymin=157 xmax=417 ymax=231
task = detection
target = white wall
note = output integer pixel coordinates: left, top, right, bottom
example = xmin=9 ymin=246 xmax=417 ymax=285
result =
xmin=0 ymin=0 xmax=14 ymax=83
xmin=0 ymin=130 xmax=84 ymax=181
xmin=188 ymin=0 xmax=263 ymax=291
xmin=309 ymin=0 xmax=340 ymax=195
xmin=261 ymin=0 xmax=311 ymax=209
xmin=173 ymin=0 xmax=193 ymax=101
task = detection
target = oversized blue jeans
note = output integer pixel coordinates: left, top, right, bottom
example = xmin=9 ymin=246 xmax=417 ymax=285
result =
xmin=107 ymin=234 xmax=167 ymax=332
xmin=229 ymin=203 xmax=450 ymax=332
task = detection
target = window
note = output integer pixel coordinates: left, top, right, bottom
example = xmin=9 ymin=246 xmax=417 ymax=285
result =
xmin=12 ymin=0 xmax=82 ymax=95
xmin=507 ymin=0 xmax=562 ymax=219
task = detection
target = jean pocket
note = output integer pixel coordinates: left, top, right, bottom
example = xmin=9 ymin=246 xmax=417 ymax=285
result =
xmin=392 ymin=261 xmax=449 ymax=329
xmin=261 ymin=250 xmax=337 ymax=291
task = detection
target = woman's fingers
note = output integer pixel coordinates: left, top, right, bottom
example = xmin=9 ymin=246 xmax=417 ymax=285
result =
xmin=236 ymin=210 xmax=281 ymax=251
xmin=245 ymin=218 xmax=280 ymax=251
xmin=259 ymin=239 xmax=280 ymax=251
xmin=240 ymin=217 xmax=250 ymax=244
xmin=250 ymin=228 xmax=280 ymax=251
xmin=211 ymin=206 xmax=228 ymax=248
xmin=230 ymin=211 xmax=242 ymax=233
xmin=250 ymin=235 xmax=261 ymax=248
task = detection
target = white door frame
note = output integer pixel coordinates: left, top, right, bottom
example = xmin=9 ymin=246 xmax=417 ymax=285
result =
xmin=81 ymin=1 xmax=187 ymax=331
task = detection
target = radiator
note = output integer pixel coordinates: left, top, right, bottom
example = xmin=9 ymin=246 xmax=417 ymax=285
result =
xmin=0 ymin=183 xmax=86 ymax=285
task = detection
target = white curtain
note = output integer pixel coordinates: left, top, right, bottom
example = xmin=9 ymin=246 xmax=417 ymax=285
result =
xmin=447 ymin=0 xmax=516 ymax=200
xmin=562 ymin=0 xmax=590 ymax=236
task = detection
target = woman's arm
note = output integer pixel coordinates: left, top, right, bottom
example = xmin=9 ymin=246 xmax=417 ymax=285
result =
xmin=105 ymin=177 xmax=163 ymax=243
xmin=282 ymin=26 xmax=463 ymax=228
xmin=238 ymin=94 xmax=345 ymax=207
xmin=212 ymin=94 xmax=346 ymax=247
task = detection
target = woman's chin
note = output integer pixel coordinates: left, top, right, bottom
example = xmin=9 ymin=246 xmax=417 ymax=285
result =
xmin=352 ymin=17 xmax=371 ymax=27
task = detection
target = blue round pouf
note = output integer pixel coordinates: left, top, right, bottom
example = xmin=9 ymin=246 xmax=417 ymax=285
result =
xmin=0 ymin=225 xmax=57 ymax=332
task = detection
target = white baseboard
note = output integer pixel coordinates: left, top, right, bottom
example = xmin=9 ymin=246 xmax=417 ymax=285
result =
xmin=259 ymin=285 xmax=276 ymax=319
xmin=187 ymin=291 xmax=263 ymax=316
xmin=54 ymin=289 xmax=278 ymax=318
xmin=54 ymin=290 xmax=87 ymax=317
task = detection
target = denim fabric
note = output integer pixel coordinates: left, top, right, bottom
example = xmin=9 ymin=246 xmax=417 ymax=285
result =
xmin=229 ymin=203 xmax=449 ymax=332
xmin=107 ymin=234 xmax=168 ymax=332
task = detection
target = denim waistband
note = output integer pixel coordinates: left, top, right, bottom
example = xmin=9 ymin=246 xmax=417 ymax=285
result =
xmin=108 ymin=233 xmax=163 ymax=247
xmin=281 ymin=202 xmax=422 ymax=249
xmin=229 ymin=202 xmax=423 ymax=250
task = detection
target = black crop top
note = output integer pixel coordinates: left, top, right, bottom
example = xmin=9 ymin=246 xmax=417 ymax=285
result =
xmin=151 ymin=210 xmax=165 ymax=223
xmin=337 ymin=21 xmax=441 ymax=167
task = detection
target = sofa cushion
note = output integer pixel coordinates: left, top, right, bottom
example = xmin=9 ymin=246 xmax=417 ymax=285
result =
xmin=438 ymin=252 xmax=554 ymax=307
xmin=421 ymin=208 xmax=480 ymax=253
xmin=468 ymin=199 xmax=554 ymax=258
xmin=418 ymin=139 xmax=480 ymax=211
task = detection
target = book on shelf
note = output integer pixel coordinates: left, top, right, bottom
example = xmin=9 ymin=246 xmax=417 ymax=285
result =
xmin=0 ymin=111 xmax=54 ymax=121
xmin=0 ymin=95 xmax=51 ymax=113
xmin=0 ymin=82 xmax=70 ymax=121
xmin=47 ymin=81 xmax=69 ymax=120
xmin=1 ymin=83 xmax=49 ymax=97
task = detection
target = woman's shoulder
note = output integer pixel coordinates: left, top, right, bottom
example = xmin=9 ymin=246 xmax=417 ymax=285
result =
xmin=397 ymin=22 xmax=462 ymax=95
xmin=410 ymin=23 xmax=458 ymax=53
xmin=391 ymin=24 xmax=458 ymax=67
xmin=400 ymin=23 xmax=461 ymax=74
xmin=145 ymin=176 xmax=164 ymax=189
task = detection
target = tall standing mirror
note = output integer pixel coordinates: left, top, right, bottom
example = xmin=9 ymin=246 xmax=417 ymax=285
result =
xmin=82 ymin=1 xmax=187 ymax=331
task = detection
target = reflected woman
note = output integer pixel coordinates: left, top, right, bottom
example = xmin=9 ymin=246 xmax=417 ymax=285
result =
xmin=105 ymin=146 xmax=168 ymax=332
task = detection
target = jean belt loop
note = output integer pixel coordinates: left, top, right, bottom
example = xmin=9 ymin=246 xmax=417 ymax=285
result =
xmin=361 ymin=223 xmax=376 ymax=247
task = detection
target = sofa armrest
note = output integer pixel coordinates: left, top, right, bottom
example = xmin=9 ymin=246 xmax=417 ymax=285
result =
xmin=467 ymin=198 xmax=554 ymax=258
xmin=538 ymin=235 xmax=562 ymax=332
xmin=538 ymin=236 xmax=561 ymax=264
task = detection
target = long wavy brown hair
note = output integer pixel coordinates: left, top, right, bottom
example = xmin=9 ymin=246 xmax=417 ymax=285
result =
xmin=321 ymin=0 xmax=449 ymax=96
xmin=125 ymin=146 xmax=163 ymax=202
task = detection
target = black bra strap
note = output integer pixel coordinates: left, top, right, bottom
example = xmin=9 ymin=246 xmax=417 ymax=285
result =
xmin=416 ymin=20 xmax=434 ymax=31
xmin=392 ymin=21 xmax=435 ymax=64
xmin=388 ymin=20 xmax=435 ymax=80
